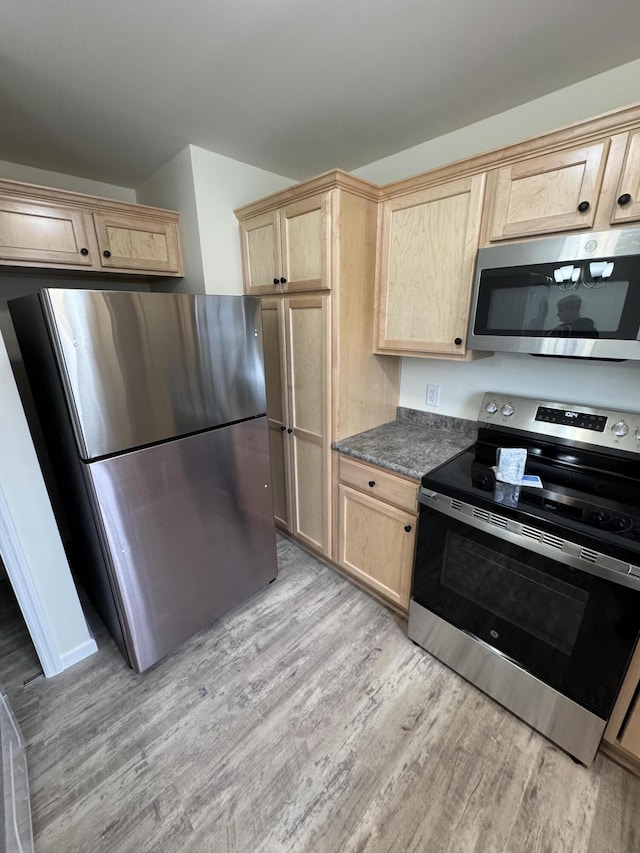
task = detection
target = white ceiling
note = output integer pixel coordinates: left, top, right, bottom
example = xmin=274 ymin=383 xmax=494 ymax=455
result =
xmin=3 ymin=0 xmax=640 ymax=188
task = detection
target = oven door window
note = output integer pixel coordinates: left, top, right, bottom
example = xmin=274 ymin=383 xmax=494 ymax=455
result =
xmin=412 ymin=506 xmax=640 ymax=719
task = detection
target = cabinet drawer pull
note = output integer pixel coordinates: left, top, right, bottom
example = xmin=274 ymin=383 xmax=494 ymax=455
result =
xmin=577 ymin=201 xmax=590 ymax=213
xmin=454 ymin=337 xmax=462 ymax=346
xmin=368 ymin=480 xmax=376 ymax=487
xmin=404 ymin=525 xmax=412 ymax=533
xmin=80 ymin=247 xmax=89 ymax=256
xmin=103 ymin=249 xmax=111 ymax=258
xmin=618 ymin=193 xmax=632 ymax=206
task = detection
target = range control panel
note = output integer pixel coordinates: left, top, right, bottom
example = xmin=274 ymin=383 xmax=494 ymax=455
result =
xmin=535 ymin=407 xmax=607 ymax=432
xmin=478 ymin=393 xmax=640 ymax=454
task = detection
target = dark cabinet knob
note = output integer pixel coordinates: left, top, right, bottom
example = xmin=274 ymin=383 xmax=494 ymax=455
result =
xmin=80 ymin=248 xmax=89 ymax=256
xmin=287 ymin=428 xmax=293 ymax=434
xmin=280 ymin=277 xmax=287 ymax=284
xmin=618 ymin=193 xmax=632 ymax=206
xmin=404 ymin=525 xmax=412 ymax=533
xmin=368 ymin=480 xmax=376 ymax=487
xmin=280 ymin=425 xmax=286 ymax=431
xmin=454 ymin=337 xmax=462 ymax=346
xmin=577 ymin=201 xmax=590 ymax=213
xmin=273 ymin=278 xmax=279 ymax=285
xmin=103 ymin=250 xmax=111 ymax=258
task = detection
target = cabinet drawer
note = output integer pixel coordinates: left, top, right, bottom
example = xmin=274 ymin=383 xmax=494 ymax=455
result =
xmin=339 ymin=456 xmax=418 ymax=513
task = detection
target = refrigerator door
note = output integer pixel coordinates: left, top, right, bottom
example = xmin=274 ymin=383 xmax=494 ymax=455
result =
xmin=83 ymin=417 xmax=277 ymax=672
xmin=41 ymin=289 xmax=266 ymax=459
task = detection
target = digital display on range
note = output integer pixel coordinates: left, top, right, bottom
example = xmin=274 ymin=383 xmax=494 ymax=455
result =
xmin=535 ymin=406 xmax=607 ymax=432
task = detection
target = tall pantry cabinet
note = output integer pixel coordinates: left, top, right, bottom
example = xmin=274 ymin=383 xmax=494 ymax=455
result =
xmin=235 ymin=170 xmax=400 ymax=559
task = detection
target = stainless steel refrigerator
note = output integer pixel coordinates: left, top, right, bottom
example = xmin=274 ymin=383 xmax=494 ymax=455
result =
xmin=9 ymin=288 xmax=277 ymax=672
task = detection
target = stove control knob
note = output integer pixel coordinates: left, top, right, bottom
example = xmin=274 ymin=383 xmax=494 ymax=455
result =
xmin=611 ymin=420 xmax=629 ymax=438
xmin=501 ymin=404 xmax=515 ymax=417
xmin=485 ymin=401 xmax=498 ymax=414
xmin=634 ymin=428 xmax=640 ymax=442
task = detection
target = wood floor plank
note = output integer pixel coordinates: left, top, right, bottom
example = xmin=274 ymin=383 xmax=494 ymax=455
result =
xmin=1 ymin=536 xmax=639 ymax=853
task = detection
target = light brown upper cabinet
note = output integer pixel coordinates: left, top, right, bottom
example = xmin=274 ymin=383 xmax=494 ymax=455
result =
xmin=239 ymin=192 xmax=331 ymax=295
xmin=236 ymin=170 xmax=401 ymax=562
xmin=92 ymin=212 xmax=181 ymax=274
xmin=0 ymin=179 xmax=183 ymax=276
xmin=486 ymin=141 xmax=610 ymax=241
xmin=0 ymin=196 xmax=94 ymax=267
xmin=610 ymin=129 xmax=640 ymax=225
xmin=260 ymin=293 xmax=332 ymax=556
xmin=374 ymin=174 xmax=485 ymax=359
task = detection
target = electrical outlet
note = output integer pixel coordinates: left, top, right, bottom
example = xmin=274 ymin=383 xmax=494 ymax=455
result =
xmin=426 ymin=384 xmax=441 ymax=406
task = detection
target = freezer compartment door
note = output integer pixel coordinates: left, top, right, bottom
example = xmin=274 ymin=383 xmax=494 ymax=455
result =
xmin=42 ymin=289 xmax=266 ymax=459
xmin=83 ymin=417 xmax=277 ymax=672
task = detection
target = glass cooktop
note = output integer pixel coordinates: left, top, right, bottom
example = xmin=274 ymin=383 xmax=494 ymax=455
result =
xmin=422 ymin=431 xmax=640 ymax=563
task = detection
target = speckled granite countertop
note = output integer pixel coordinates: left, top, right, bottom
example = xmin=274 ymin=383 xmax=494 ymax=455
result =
xmin=332 ymin=407 xmax=478 ymax=480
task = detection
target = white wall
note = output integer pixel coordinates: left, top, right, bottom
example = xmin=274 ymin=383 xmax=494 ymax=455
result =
xmin=353 ymin=58 xmax=640 ymax=185
xmin=354 ymin=59 xmax=640 ymax=418
xmin=137 ymin=145 xmax=293 ymax=296
xmin=0 ymin=333 xmax=97 ymax=673
xmin=136 ymin=147 xmax=205 ymax=294
xmin=189 ymin=146 xmax=294 ymax=295
xmin=0 ymin=158 xmax=135 ymax=202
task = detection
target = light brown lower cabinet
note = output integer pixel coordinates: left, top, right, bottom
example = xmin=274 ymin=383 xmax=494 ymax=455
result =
xmin=261 ymin=293 xmax=331 ymax=557
xmin=337 ymin=456 xmax=418 ymax=611
xmin=602 ymin=641 xmax=640 ymax=773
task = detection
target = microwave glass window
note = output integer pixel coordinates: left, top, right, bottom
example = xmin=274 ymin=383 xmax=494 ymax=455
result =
xmin=485 ymin=279 xmax=629 ymax=337
xmin=475 ymin=257 xmax=640 ymax=339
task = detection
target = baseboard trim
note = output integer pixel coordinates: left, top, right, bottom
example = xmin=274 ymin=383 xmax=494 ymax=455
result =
xmin=59 ymin=638 xmax=98 ymax=670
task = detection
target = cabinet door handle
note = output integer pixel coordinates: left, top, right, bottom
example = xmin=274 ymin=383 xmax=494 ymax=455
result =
xmin=80 ymin=247 xmax=89 ymax=256
xmin=368 ymin=480 xmax=376 ymax=487
xmin=280 ymin=425 xmax=286 ymax=431
xmin=103 ymin=250 xmax=111 ymax=258
xmin=454 ymin=337 xmax=462 ymax=346
xmin=577 ymin=201 xmax=590 ymax=213
xmin=273 ymin=278 xmax=280 ymax=285
xmin=404 ymin=525 xmax=412 ymax=533
xmin=287 ymin=428 xmax=293 ymax=434
xmin=618 ymin=193 xmax=632 ymax=206
xmin=280 ymin=277 xmax=287 ymax=284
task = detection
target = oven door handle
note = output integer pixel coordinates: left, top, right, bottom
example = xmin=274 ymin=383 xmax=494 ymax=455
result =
xmin=418 ymin=488 xmax=640 ymax=591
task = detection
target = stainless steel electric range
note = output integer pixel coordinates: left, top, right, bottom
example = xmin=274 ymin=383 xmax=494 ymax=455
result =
xmin=408 ymin=392 xmax=640 ymax=765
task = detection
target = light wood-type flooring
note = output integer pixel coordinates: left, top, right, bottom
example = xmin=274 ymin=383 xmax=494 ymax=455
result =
xmin=1 ymin=536 xmax=639 ymax=853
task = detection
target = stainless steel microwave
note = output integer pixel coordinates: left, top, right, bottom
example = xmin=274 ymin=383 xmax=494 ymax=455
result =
xmin=467 ymin=228 xmax=640 ymax=360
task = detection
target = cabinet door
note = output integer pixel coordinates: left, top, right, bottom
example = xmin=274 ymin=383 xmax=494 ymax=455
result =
xmin=338 ymin=484 xmax=416 ymax=609
xmin=604 ymin=639 xmax=640 ymax=764
xmin=376 ymin=175 xmax=485 ymax=357
xmin=93 ymin=212 xmax=182 ymax=274
xmin=239 ymin=210 xmax=282 ymax=294
xmin=261 ymin=298 xmax=290 ymax=529
xmin=488 ymin=142 xmax=609 ymax=240
xmin=0 ymin=197 xmax=94 ymax=267
xmin=611 ymin=130 xmax=640 ymax=225
xmin=280 ymin=193 xmax=331 ymax=292
xmin=284 ymin=293 xmax=330 ymax=555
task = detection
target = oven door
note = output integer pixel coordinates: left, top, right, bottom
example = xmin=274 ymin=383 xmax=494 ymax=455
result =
xmin=411 ymin=495 xmax=640 ymax=723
